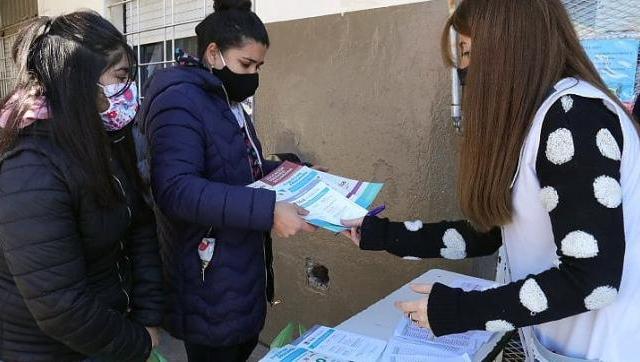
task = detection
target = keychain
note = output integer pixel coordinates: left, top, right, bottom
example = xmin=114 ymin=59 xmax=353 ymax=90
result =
xmin=198 ymin=237 xmax=216 ymax=283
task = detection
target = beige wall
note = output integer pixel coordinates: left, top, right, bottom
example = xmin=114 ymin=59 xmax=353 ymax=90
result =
xmin=257 ymin=0 xmax=432 ymax=24
xmin=255 ymin=0 xmax=496 ymax=342
xmin=37 ymin=0 xmax=105 ymax=16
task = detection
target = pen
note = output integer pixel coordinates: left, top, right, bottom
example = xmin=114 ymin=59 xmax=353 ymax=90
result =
xmin=367 ymin=205 xmax=386 ymax=217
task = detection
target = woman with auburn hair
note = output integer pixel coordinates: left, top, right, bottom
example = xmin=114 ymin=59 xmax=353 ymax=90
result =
xmin=343 ymin=0 xmax=640 ymax=360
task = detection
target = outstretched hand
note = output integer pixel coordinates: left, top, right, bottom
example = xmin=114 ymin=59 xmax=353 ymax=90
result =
xmin=340 ymin=218 xmax=364 ymax=246
xmin=273 ymin=202 xmax=317 ymax=238
xmin=394 ymin=284 xmax=433 ymax=329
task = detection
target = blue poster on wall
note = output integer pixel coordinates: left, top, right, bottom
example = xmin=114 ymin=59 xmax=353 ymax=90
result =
xmin=582 ymin=39 xmax=640 ymax=103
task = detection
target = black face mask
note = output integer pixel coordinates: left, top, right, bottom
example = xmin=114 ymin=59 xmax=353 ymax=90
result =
xmin=456 ymin=67 xmax=468 ymax=87
xmin=211 ymin=65 xmax=259 ymax=103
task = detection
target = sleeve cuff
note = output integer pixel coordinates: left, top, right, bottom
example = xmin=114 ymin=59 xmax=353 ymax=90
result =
xmin=250 ymin=188 xmax=277 ymax=231
xmin=427 ymin=283 xmax=473 ymax=336
xmin=131 ymin=310 xmax=163 ymax=328
xmin=360 ymin=217 xmax=390 ymax=251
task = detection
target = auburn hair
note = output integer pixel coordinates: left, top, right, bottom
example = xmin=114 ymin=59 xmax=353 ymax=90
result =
xmin=440 ymin=0 xmax=629 ymax=231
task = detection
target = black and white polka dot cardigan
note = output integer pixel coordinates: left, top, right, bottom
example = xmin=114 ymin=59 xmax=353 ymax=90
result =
xmin=360 ymin=95 xmax=625 ymax=337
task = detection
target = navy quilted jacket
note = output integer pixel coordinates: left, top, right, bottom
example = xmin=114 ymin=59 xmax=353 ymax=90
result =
xmin=139 ymin=65 xmax=279 ymax=347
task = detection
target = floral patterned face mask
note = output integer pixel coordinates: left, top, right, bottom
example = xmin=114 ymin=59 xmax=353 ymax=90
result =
xmin=98 ymin=82 xmax=139 ymax=131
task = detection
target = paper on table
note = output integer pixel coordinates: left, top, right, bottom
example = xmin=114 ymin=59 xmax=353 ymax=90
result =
xmin=448 ymin=278 xmax=498 ymax=292
xmin=447 ymin=278 xmax=499 ymax=345
xmin=291 ymin=325 xmax=387 ymax=362
xmin=382 ymin=353 xmax=471 ymax=362
xmin=390 ymin=277 xmax=500 ymax=358
xmin=384 ymin=356 xmax=470 ymax=362
xmin=249 ymin=162 xmax=383 ymax=232
xmin=393 ymin=317 xmax=479 ymax=354
xmin=381 ymin=338 xmax=473 ymax=361
xmin=260 ymin=345 xmax=349 ymax=362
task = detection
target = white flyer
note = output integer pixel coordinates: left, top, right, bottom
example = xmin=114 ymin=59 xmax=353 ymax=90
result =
xmin=380 ymin=338 xmax=474 ymax=361
xmin=260 ymin=345 xmax=349 ymax=362
xmin=249 ymin=162 xmax=383 ymax=232
xmin=388 ymin=277 xmax=500 ymax=359
xmin=291 ymin=325 xmax=387 ymax=362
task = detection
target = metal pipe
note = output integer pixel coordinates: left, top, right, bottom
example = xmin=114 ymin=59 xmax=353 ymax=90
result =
xmin=171 ymin=0 xmax=176 ymax=63
xmin=138 ymin=59 xmax=175 ymax=67
xmin=251 ymin=0 xmax=257 ymax=122
xmin=163 ymin=0 xmax=167 ymax=67
xmin=136 ymin=0 xmax=142 ymax=97
xmin=447 ymin=0 xmax=462 ymax=133
xmin=107 ymin=0 xmax=134 ymax=8
xmin=0 ymin=18 xmax=35 ymax=33
xmin=122 ymin=18 xmax=203 ymax=37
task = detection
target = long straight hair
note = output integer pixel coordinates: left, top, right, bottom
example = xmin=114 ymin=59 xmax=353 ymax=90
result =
xmin=0 ymin=12 xmax=139 ymax=206
xmin=441 ymin=0 xmax=631 ymax=231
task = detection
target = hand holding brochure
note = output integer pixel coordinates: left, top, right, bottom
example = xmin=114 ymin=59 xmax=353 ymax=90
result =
xmin=249 ymin=162 xmax=383 ymax=232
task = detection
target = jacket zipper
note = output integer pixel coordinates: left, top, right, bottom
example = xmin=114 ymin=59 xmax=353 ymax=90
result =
xmin=116 ymin=247 xmax=132 ymax=313
xmin=220 ymin=86 xmax=264 ymax=179
xmin=220 ymin=85 xmax=270 ymax=304
xmin=113 ymin=175 xmax=132 ymax=312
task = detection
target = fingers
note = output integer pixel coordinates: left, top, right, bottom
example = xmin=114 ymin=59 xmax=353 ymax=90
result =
xmin=341 ymin=218 xmax=363 ymax=228
xmin=411 ymin=284 xmax=433 ymax=295
xmin=395 ymin=300 xmax=422 ymax=314
xmin=302 ymin=222 xmax=317 ymax=232
xmin=396 ymin=299 xmax=431 ymax=329
xmin=296 ymin=205 xmax=310 ymax=216
xmin=412 ymin=311 xmax=431 ymax=329
xmin=351 ymin=227 xmax=361 ymax=244
xmin=339 ymin=227 xmax=361 ymax=245
xmin=145 ymin=327 xmax=161 ymax=348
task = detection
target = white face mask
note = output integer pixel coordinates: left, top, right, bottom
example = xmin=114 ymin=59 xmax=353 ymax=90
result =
xmin=97 ymin=82 xmax=139 ymax=131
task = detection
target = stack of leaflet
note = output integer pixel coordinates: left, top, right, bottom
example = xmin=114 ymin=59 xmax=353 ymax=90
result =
xmin=381 ymin=318 xmax=492 ymax=361
xmin=249 ymin=162 xmax=384 ymax=232
xmin=380 ymin=278 xmax=499 ymax=362
xmin=260 ymin=326 xmax=388 ymax=362
xmin=261 ymin=279 xmax=499 ymax=362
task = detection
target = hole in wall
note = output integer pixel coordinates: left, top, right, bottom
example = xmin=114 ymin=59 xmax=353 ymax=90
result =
xmin=305 ymin=257 xmax=329 ymax=294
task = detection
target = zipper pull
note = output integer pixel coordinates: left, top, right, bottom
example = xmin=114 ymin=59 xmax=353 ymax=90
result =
xmin=198 ymin=238 xmax=216 ymax=284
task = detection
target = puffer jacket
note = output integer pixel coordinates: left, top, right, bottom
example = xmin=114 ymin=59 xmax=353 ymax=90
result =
xmin=0 ymin=123 xmax=164 ymax=362
xmin=139 ymin=64 xmax=279 ymax=347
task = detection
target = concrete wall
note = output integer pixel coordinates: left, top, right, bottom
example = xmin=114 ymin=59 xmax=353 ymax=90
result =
xmin=37 ymin=0 xmax=105 ymax=16
xmin=257 ymin=0 xmax=431 ymax=24
xmin=255 ymin=0 xmax=497 ymax=342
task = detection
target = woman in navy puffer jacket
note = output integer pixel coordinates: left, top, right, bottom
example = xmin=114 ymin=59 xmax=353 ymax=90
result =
xmin=139 ymin=0 xmax=315 ymax=361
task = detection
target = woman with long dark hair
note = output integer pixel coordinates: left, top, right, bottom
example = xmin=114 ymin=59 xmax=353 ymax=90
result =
xmin=139 ymin=0 xmax=314 ymax=361
xmin=343 ymin=0 xmax=640 ymax=360
xmin=0 ymin=12 xmax=163 ymax=361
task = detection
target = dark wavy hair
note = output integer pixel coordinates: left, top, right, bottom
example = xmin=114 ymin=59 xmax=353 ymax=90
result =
xmin=195 ymin=0 xmax=269 ymax=58
xmin=0 ymin=11 xmax=139 ymax=207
